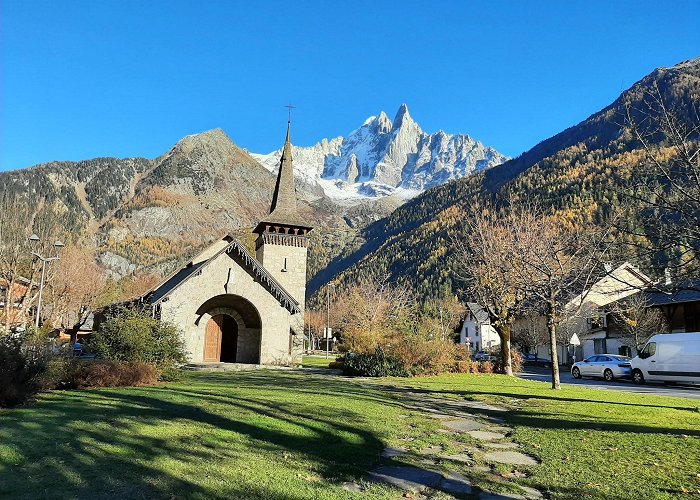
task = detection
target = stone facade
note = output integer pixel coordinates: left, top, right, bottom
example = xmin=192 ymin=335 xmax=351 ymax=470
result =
xmin=152 ymin=238 xmax=304 ymax=365
xmin=255 ymin=231 xmax=309 ymax=335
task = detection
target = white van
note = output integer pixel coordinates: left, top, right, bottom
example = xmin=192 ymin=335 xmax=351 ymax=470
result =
xmin=631 ymin=333 xmax=700 ymax=384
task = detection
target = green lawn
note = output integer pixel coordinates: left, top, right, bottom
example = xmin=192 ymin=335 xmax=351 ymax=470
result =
xmin=301 ymin=355 xmax=335 ymax=368
xmin=382 ymin=374 xmax=700 ymax=499
xmin=0 ymin=371 xmax=698 ymax=499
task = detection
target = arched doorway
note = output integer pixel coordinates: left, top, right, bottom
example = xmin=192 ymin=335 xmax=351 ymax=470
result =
xmin=204 ymin=314 xmax=239 ymax=362
xmin=197 ymin=295 xmax=262 ymax=364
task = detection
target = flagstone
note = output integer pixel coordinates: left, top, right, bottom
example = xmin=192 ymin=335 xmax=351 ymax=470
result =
xmin=467 ymin=430 xmax=507 ymax=441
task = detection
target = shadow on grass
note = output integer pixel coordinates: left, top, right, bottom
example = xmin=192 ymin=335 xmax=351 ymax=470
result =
xmin=0 ymin=371 xmax=391 ymax=499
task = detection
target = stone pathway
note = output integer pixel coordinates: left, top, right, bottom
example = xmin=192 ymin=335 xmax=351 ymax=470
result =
xmin=343 ymin=387 xmax=545 ymax=499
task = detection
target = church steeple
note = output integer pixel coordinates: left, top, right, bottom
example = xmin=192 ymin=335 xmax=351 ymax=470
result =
xmin=254 ymin=119 xmax=312 ymax=234
xmin=267 ymin=121 xmax=300 ymax=222
xmin=253 ymin=117 xmax=312 ymax=317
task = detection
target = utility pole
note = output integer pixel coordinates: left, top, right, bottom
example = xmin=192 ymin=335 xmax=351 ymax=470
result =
xmin=29 ymin=234 xmax=64 ymax=329
xmin=325 ymin=283 xmax=335 ymax=359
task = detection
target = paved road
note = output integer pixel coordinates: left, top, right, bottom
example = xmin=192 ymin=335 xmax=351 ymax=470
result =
xmin=518 ymin=367 xmax=700 ymax=400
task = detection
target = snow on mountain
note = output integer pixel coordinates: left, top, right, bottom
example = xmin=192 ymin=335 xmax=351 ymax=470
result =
xmin=251 ymin=104 xmax=508 ymax=201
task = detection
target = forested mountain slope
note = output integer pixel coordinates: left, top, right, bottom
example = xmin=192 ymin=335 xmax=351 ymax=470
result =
xmin=310 ymin=57 xmax=700 ymax=300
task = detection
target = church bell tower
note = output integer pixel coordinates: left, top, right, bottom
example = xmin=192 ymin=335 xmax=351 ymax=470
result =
xmin=253 ymin=120 xmax=312 ymax=317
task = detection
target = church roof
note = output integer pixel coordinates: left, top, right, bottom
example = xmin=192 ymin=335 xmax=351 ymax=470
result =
xmin=143 ymin=236 xmax=300 ymax=314
xmin=254 ymin=122 xmax=312 ymax=232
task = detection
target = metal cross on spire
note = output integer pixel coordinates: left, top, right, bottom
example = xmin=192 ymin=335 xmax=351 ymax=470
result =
xmin=284 ymin=103 xmax=296 ymax=123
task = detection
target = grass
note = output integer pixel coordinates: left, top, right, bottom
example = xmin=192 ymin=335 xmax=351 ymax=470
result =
xmin=0 ymin=371 xmax=699 ymax=499
xmin=377 ymin=374 xmax=700 ymax=499
xmin=301 ymin=355 xmax=336 ymax=368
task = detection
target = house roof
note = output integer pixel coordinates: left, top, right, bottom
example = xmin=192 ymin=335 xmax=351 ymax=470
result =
xmin=466 ymin=302 xmax=490 ymax=324
xmin=0 ymin=275 xmax=37 ymax=288
xmin=143 ymin=236 xmax=300 ymax=314
xmin=565 ymin=262 xmax=651 ymax=309
xmin=644 ymin=279 xmax=700 ymax=307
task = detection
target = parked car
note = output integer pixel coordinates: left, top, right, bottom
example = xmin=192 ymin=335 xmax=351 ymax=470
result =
xmin=571 ymin=354 xmax=632 ymax=381
xmin=471 ymin=351 xmax=495 ymax=362
xmin=630 ymin=332 xmax=700 ymax=384
xmin=522 ymin=353 xmax=552 ymax=369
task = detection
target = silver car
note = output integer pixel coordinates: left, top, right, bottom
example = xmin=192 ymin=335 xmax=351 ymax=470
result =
xmin=571 ymin=354 xmax=632 ymax=381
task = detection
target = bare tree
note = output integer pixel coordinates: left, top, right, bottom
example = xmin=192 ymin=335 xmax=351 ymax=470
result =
xmin=0 ymin=194 xmax=32 ymax=333
xmin=607 ymin=293 xmax=668 ymax=352
xmin=0 ymin=195 xmax=66 ymax=333
xmin=121 ymin=272 xmax=162 ymax=301
xmin=331 ymin=276 xmax=415 ymax=354
xmin=452 ymin=205 xmax=529 ymax=376
xmin=304 ymin=309 xmax=325 ymax=350
xmin=513 ymin=208 xmax=611 ymax=389
xmin=511 ymin=312 xmax=548 ymax=353
xmin=423 ymin=295 xmax=466 ymax=342
xmin=47 ymin=245 xmax=105 ymax=330
xmin=622 ymin=84 xmax=700 ymax=280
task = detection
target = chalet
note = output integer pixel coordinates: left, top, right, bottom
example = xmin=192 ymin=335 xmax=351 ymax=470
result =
xmin=0 ymin=276 xmax=35 ymax=329
xmin=512 ymin=263 xmax=651 ymax=364
xmin=458 ymin=302 xmax=500 ymax=352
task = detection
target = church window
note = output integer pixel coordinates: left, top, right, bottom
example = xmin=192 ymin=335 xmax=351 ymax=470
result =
xmin=282 ymin=257 xmax=288 ymax=272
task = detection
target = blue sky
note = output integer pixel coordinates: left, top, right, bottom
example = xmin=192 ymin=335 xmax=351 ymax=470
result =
xmin=1 ymin=0 xmax=698 ymax=170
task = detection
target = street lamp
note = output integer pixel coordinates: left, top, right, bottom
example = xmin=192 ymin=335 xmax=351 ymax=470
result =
xmin=325 ymin=282 xmax=335 ymax=359
xmin=29 ymin=235 xmax=64 ymax=329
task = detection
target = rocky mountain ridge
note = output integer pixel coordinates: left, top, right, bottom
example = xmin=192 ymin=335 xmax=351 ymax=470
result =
xmin=1 ymin=103 xmax=504 ymax=280
xmin=252 ymin=104 xmax=507 ymax=201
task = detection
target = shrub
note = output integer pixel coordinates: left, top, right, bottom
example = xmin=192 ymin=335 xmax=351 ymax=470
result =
xmin=62 ymin=361 xmax=158 ymax=388
xmin=159 ymin=366 xmax=184 ymax=382
xmin=480 ymin=361 xmax=494 ymax=374
xmin=40 ymin=355 xmax=78 ymax=390
xmin=455 ymin=360 xmax=471 ymax=373
xmin=343 ymin=349 xmax=410 ymax=377
xmin=333 ymin=279 xmax=476 ymax=377
xmin=91 ymin=308 xmax=186 ymax=370
xmin=0 ymin=331 xmax=52 ymax=407
xmin=390 ymin=338 xmax=461 ymax=376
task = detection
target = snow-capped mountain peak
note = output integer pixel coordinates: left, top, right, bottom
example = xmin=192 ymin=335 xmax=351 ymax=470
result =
xmin=251 ymin=104 xmax=507 ymax=201
xmin=392 ymin=103 xmax=413 ymax=129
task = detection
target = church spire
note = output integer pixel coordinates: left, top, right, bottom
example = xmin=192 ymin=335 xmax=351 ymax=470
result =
xmin=254 ymin=116 xmax=312 ymax=234
xmin=268 ymin=121 xmax=297 ymax=218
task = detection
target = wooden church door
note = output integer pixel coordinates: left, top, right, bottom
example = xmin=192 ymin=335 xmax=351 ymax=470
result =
xmin=204 ymin=315 xmax=223 ymax=362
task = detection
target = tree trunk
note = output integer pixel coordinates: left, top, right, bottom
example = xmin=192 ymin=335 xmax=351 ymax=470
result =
xmin=2 ymin=282 xmax=11 ymax=335
xmin=546 ymin=302 xmax=561 ymax=390
xmin=499 ymin=324 xmax=513 ymax=376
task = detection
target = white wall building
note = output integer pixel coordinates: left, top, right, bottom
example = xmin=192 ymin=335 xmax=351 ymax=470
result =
xmin=459 ymin=302 xmax=500 ymax=352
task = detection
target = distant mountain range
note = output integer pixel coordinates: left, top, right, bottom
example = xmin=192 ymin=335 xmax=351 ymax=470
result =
xmin=252 ymin=104 xmax=507 ymax=201
xmin=3 ymin=57 xmax=698 ymax=301
xmin=0 ymin=103 xmax=505 ymax=279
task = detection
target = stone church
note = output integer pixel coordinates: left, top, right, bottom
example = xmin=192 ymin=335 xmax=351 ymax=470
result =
xmin=142 ymin=123 xmax=311 ymax=365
